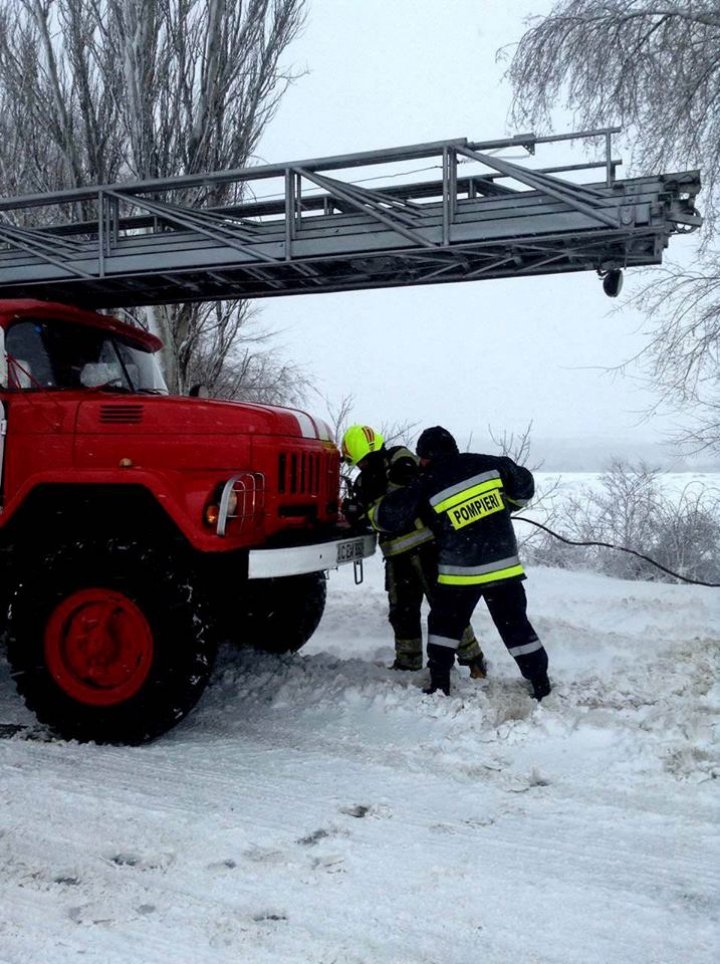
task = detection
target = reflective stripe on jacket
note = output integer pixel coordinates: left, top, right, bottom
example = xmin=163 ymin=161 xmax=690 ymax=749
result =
xmin=379 ymin=516 xmax=433 ymax=557
xmin=437 ymin=555 xmax=525 ymax=586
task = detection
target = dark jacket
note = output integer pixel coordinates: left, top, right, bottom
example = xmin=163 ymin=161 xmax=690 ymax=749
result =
xmin=355 ymin=446 xmax=433 ymax=558
xmin=370 ymin=452 xmax=534 ymax=586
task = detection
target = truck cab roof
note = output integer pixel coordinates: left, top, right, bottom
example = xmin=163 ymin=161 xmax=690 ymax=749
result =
xmin=0 ymin=299 xmax=162 ymax=353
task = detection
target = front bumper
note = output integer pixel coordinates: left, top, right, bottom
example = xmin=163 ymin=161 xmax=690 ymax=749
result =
xmin=248 ymin=532 xmax=376 ymax=579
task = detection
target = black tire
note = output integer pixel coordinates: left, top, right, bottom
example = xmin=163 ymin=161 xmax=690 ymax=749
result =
xmin=237 ymin=572 xmax=327 ymax=654
xmin=6 ymin=539 xmax=216 ymax=744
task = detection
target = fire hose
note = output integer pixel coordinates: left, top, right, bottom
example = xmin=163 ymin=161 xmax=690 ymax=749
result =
xmin=517 ymin=517 xmax=720 ymax=588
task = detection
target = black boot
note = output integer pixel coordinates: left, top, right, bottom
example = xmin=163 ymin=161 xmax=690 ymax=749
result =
xmin=530 ymin=672 xmax=551 ymax=701
xmin=423 ymin=663 xmax=451 ymax=696
xmin=466 ymin=653 xmax=488 ymax=679
xmin=424 ymin=644 xmax=455 ymax=696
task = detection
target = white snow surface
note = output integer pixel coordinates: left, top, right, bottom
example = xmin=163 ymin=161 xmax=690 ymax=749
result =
xmin=1 ymin=557 xmax=718 ymax=964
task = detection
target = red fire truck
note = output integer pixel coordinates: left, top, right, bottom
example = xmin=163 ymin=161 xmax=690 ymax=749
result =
xmin=0 ymin=299 xmax=374 ymax=744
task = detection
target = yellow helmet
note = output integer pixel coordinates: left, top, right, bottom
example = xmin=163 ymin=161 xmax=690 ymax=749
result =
xmin=341 ymin=425 xmax=385 ymax=465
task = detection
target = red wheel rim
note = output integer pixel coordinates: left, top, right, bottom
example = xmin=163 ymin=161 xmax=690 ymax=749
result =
xmin=44 ymin=588 xmax=154 ymax=706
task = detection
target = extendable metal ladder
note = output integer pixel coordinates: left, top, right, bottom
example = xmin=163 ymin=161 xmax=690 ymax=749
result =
xmin=0 ymin=128 xmax=701 ymax=308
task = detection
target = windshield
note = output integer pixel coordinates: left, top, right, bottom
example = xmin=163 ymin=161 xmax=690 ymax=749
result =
xmin=5 ymin=318 xmax=168 ymax=394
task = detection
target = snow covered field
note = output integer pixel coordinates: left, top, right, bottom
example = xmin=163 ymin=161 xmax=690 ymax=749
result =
xmin=533 ymin=470 xmax=720 ymax=512
xmin=1 ymin=554 xmax=718 ymax=964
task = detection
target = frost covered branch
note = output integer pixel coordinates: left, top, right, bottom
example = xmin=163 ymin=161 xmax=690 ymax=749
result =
xmin=504 ymin=1 xmax=720 ymax=452
xmin=0 ymin=0 xmax=307 ymax=398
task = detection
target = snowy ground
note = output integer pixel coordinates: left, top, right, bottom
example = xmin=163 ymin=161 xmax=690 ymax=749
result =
xmin=1 ymin=555 xmax=718 ymax=964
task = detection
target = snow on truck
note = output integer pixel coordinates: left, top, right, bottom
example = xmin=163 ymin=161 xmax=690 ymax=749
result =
xmin=0 ymin=129 xmax=699 ymax=743
xmin=0 ymin=299 xmax=374 ymax=744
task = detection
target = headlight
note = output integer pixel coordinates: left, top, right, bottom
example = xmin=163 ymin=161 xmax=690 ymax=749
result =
xmin=204 ymin=486 xmax=237 ymax=529
xmin=209 ymin=474 xmax=265 ymax=536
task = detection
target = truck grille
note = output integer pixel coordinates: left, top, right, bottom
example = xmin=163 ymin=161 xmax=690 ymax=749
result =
xmin=277 ymin=451 xmax=322 ymax=495
xmin=99 ymin=404 xmax=144 ymax=424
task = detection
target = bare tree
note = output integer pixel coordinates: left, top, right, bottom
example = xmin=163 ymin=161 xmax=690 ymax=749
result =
xmin=324 ymin=393 xmax=357 ymax=446
xmin=323 ymin=393 xmax=420 ymax=505
xmin=487 ymin=421 xmax=563 ymax=550
xmin=0 ymin=0 xmax=307 ymax=398
xmin=323 ymin=393 xmax=418 ymax=449
xmin=625 ymin=258 xmax=720 ymax=452
xmin=185 ymin=301 xmax=311 ymax=404
xmin=503 ymin=1 xmax=720 ymax=453
xmin=528 ymin=459 xmax=720 ymax=582
xmin=488 ymin=422 xmax=536 ymax=467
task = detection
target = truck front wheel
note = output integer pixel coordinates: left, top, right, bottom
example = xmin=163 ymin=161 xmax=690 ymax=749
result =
xmin=6 ymin=539 xmax=216 ymax=744
xmin=238 ymin=572 xmax=327 ymax=654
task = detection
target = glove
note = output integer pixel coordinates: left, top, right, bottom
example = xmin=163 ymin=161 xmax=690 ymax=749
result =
xmin=341 ymin=498 xmax=367 ymax=530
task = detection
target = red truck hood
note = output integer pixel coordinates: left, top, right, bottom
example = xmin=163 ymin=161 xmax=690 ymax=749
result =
xmin=69 ymin=394 xmax=336 ymax=473
xmin=73 ymin=394 xmax=332 ymax=440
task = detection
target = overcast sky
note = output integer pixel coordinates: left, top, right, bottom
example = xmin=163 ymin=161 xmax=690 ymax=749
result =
xmin=255 ymin=0 xmax=700 ymax=461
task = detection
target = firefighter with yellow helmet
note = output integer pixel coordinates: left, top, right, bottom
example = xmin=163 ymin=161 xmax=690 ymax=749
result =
xmin=341 ymin=425 xmax=487 ymax=676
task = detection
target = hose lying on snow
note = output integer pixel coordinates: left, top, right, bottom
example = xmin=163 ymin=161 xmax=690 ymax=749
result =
xmin=517 ymin=517 xmax=720 ymax=588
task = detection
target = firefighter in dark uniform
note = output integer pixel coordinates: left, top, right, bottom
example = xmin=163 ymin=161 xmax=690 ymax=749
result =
xmin=368 ymin=426 xmax=551 ymax=700
xmin=341 ymin=425 xmax=487 ymax=676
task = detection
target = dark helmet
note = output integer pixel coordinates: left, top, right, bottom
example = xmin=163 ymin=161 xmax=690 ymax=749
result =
xmin=416 ymin=426 xmax=459 ymax=460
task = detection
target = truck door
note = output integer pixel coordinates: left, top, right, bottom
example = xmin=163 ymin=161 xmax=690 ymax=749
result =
xmin=0 ymin=400 xmax=5 ymax=505
xmin=0 ymin=325 xmax=6 ymax=502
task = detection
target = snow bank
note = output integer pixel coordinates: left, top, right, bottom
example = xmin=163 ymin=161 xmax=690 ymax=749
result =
xmin=0 ymin=558 xmax=718 ymax=963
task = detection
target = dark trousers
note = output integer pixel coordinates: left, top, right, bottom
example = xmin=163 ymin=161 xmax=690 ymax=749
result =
xmin=385 ymin=547 xmax=429 ymax=643
xmin=385 ymin=544 xmax=480 ymax=667
xmin=427 ymin=580 xmax=547 ymax=681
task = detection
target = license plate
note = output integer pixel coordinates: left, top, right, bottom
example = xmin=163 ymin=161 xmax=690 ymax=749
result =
xmin=336 ymin=537 xmax=365 ymax=564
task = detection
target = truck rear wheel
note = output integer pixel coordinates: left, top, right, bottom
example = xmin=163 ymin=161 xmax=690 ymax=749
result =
xmin=6 ymin=539 xmax=216 ymax=744
xmin=238 ymin=572 xmax=327 ymax=654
